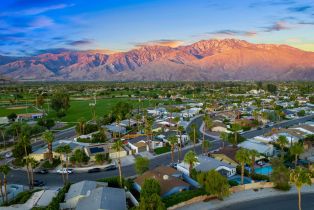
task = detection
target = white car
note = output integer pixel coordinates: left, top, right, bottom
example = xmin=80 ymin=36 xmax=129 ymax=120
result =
xmin=5 ymin=152 xmax=13 ymax=158
xmin=56 ymin=168 xmax=73 ymax=174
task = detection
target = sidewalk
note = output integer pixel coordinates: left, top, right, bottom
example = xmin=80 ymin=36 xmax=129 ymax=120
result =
xmin=177 ymin=186 xmax=314 ymax=210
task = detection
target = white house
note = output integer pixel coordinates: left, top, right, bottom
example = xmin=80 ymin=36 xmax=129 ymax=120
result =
xmin=177 ymin=155 xmax=236 ymax=177
xmin=238 ymin=139 xmax=274 ymax=156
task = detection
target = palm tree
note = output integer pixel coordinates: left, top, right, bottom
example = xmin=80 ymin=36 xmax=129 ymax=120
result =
xmin=112 ymin=139 xmax=124 ymax=187
xmin=220 ymin=132 xmax=228 ymax=148
xmin=277 ymin=135 xmax=288 ymax=160
xmin=0 ymin=164 xmax=10 ymax=203
xmin=77 ymin=117 xmax=86 ymax=135
xmin=184 ymin=150 xmax=198 ymax=176
xmin=290 ymin=143 xmax=304 ymax=168
xmin=144 ymin=118 xmax=153 ymax=152
xmin=63 ymin=145 xmax=72 ymax=184
xmin=0 ymin=178 xmax=4 ymax=204
xmin=230 ymin=124 xmax=241 ymax=147
xmin=290 ymin=167 xmax=312 ymax=210
xmin=168 ymin=135 xmax=177 ymax=163
xmin=202 ymin=140 xmax=212 ymax=155
xmin=135 ymin=114 xmax=141 ymax=132
xmin=0 ymin=127 xmax=6 ymax=150
xmin=28 ymin=157 xmax=37 ymax=188
xmin=190 ymin=124 xmax=197 ymax=151
xmin=42 ymin=131 xmax=54 ymax=164
xmin=19 ymin=134 xmax=31 ymax=189
xmin=178 ymin=126 xmax=185 ymax=161
xmin=116 ymin=114 xmax=122 ymax=137
xmin=55 ymin=145 xmax=67 ymax=185
xmin=236 ymin=148 xmax=250 ymax=185
xmin=248 ymin=149 xmax=259 ymax=176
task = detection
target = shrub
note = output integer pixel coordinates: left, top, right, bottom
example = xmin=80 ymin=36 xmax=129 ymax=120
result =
xmin=42 ymin=158 xmax=61 ymax=169
xmin=154 ymin=146 xmax=171 ymax=154
xmin=228 ymin=180 xmax=239 ymax=186
xmin=97 ymin=177 xmax=132 ymax=189
xmin=4 ymin=189 xmax=40 ymax=206
xmin=162 ymin=189 xmax=207 ymax=208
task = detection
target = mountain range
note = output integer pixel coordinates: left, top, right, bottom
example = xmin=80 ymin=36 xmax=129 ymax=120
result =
xmin=1 ymin=39 xmax=314 ymax=81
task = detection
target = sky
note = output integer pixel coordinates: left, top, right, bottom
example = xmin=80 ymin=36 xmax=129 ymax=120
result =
xmin=1 ymin=0 xmax=314 ymax=56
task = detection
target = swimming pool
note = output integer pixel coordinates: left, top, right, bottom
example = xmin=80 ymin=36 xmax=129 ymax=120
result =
xmin=255 ymin=165 xmax=273 ymax=175
xmin=229 ymin=175 xmax=252 ymax=184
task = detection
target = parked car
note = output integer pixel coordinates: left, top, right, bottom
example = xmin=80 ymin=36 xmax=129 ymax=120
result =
xmin=88 ymin=168 xmax=101 ymax=173
xmin=57 ymin=168 xmax=73 ymax=174
xmin=35 ymin=169 xmax=48 ymax=174
xmin=5 ymin=152 xmax=13 ymax=158
xmin=33 ymin=180 xmax=45 ymax=187
xmin=104 ymin=165 xmax=117 ymax=171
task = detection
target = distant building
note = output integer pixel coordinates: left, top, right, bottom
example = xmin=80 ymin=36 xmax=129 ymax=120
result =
xmin=238 ymin=139 xmax=274 ymax=156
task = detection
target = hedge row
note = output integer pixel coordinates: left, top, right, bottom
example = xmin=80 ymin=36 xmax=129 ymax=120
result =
xmin=3 ymin=189 xmax=40 ymax=206
xmin=97 ymin=176 xmax=133 ymax=190
xmin=162 ymin=188 xmax=207 ymax=208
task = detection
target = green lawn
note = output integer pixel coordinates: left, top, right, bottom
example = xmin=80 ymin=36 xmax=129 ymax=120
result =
xmin=0 ymin=106 xmax=39 ymax=117
xmin=0 ymin=97 xmax=179 ymax=123
xmin=154 ymin=146 xmax=171 ymax=154
xmin=46 ymin=97 xmax=171 ymax=122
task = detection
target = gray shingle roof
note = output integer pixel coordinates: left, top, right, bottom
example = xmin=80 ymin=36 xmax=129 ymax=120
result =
xmin=76 ymin=187 xmax=126 ymax=210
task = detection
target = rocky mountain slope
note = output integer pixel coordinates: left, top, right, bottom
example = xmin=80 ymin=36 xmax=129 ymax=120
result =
xmin=1 ymin=39 xmax=314 ymax=81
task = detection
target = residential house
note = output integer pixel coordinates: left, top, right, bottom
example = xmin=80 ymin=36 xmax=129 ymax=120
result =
xmin=210 ymin=146 xmax=239 ymax=167
xmin=17 ymin=113 xmax=44 ymax=121
xmin=134 ymin=166 xmax=190 ymax=197
xmin=238 ymin=139 xmax=274 ymax=156
xmin=30 ymin=140 xmax=85 ymax=161
xmin=60 ymin=180 xmax=126 ymax=210
xmin=177 ymin=155 xmax=236 ymax=177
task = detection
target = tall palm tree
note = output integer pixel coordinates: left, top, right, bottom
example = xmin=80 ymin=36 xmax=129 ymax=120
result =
xmin=63 ymin=145 xmax=72 ymax=184
xmin=190 ymin=124 xmax=197 ymax=152
xmin=77 ymin=117 xmax=86 ymax=135
xmin=290 ymin=167 xmax=312 ymax=210
xmin=178 ymin=126 xmax=185 ymax=161
xmin=248 ymin=149 xmax=259 ymax=176
xmin=0 ymin=127 xmax=6 ymax=150
xmin=55 ymin=146 xmax=66 ymax=185
xmin=144 ymin=118 xmax=153 ymax=152
xmin=135 ymin=114 xmax=141 ymax=132
xmin=290 ymin=143 xmax=304 ymax=168
xmin=202 ymin=140 xmax=212 ymax=155
xmin=112 ymin=139 xmax=124 ymax=187
xmin=42 ymin=131 xmax=54 ymax=164
xmin=277 ymin=135 xmax=288 ymax=160
xmin=168 ymin=135 xmax=177 ymax=163
xmin=236 ymin=148 xmax=250 ymax=185
xmin=28 ymin=157 xmax=37 ymax=188
xmin=230 ymin=124 xmax=241 ymax=148
xmin=0 ymin=164 xmax=10 ymax=203
xmin=19 ymin=134 xmax=31 ymax=189
xmin=184 ymin=150 xmax=198 ymax=176
xmin=220 ymin=132 xmax=228 ymax=148
xmin=0 ymin=178 xmax=4 ymax=204
xmin=116 ymin=114 xmax=122 ymax=137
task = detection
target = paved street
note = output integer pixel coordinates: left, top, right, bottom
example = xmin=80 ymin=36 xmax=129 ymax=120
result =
xmin=217 ymin=193 xmax=314 ymax=210
xmin=241 ymin=114 xmax=314 ymax=139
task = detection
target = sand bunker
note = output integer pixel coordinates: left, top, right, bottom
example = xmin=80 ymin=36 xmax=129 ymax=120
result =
xmin=6 ymin=106 xmax=28 ymax=110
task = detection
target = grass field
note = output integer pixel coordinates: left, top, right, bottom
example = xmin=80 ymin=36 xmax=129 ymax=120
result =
xmin=0 ymin=97 xmax=178 ymax=122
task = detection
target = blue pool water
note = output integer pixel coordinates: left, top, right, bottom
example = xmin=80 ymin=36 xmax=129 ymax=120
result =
xmin=229 ymin=176 xmax=252 ymax=184
xmin=255 ymin=165 xmax=273 ymax=175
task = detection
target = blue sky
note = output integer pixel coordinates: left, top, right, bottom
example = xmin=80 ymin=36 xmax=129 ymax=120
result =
xmin=1 ymin=0 xmax=314 ymax=56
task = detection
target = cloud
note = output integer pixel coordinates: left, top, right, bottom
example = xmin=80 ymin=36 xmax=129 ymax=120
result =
xmin=298 ymin=21 xmax=314 ymax=25
xmin=68 ymin=39 xmax=94 ymax=46
xmin=29 ymin=16 xmax=54 ymax=29
xmin=34 ymin=48 xmax=75 ymax=55
xmin=288 ymin=5 xmax=312 ymax=12
xmin=263 ymin=21 xmax=290 ymax=32
xmin=208 ymin=30 xmax=257 ymax=37
xmin=134 ymin=39 xmax=183 ymax=48
xmin=0 ymin=4 xmax=74 ymax=17
xmin=249 ymin=0 xmax=296 ymax=8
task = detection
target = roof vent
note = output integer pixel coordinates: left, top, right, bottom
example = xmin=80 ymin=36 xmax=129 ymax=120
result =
xmin=163 ymin=175 xmax=169 ymax=180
